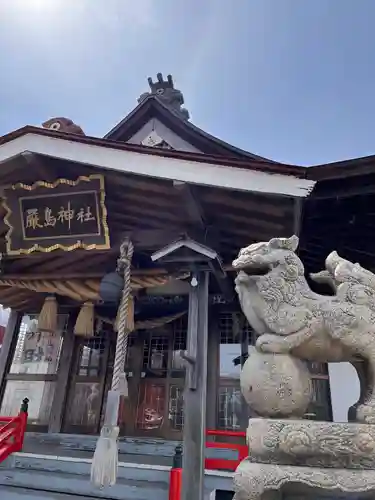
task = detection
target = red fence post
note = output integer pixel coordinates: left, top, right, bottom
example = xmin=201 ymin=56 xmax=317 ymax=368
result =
xmin=169 ymin=444 xmax=183 ymax=500
xmin=17 ymin=398 xmax=29 ymax=450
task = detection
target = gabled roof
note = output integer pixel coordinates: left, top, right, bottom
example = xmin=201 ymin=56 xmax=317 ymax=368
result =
xmin=307 ymin=153 xmax=375 ymax=181
xmin=0 ymin=126 xmax=313 ymax=197
xmin=104 ymin=95 xmax=274 ymax=162
xmin=0 ymin=124 xmax=310 ymax=311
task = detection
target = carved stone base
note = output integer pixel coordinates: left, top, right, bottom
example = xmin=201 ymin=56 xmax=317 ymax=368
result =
xmin=247 ymin=418 xmax=375 ymax=469
xmin=233 ymin=460 xmax=375 ymax=500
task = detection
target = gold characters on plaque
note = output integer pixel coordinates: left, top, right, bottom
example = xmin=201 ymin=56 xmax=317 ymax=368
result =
xmin=25 ymin=202 xmax=96 ymax=231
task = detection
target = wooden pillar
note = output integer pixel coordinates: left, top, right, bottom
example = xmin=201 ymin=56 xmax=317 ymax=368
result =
xmin=182 ymin=271 xmax=209 ymax=500
xmin=48 ymin=317 xmax=76 ymax=433
xmin=206 ymin=309 xmax=218 ymax=430
xmin=0 ymin=310 xmax=21 ymax=399
xmin=239 ymin=321 xmax=249 ymax=429
xmin=293 ymin=197 xmax=303 ymax=236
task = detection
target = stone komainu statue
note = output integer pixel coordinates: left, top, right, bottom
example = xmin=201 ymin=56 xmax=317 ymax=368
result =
xmin=233 ymin=235 xmax=375 ymax=424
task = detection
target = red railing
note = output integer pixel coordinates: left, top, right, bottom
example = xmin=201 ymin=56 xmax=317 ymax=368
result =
xmin=0 ymin=398 xmax=29 ymax=463
xmin=205 ymin=429 xmax=247 ymax=471
xmin=169 ymin=429 xmax=247 ymax=500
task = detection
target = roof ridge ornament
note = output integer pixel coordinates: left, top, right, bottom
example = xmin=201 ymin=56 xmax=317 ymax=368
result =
xmin=141 ymin=130 xmax=173 ymax=149
xmin=42 ymin=117 xmax=85 ymax=135
xmin=138 ymin=73 xmax=190 ymax=121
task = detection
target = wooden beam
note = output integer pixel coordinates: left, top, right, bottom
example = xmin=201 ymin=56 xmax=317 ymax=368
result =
xmin=0 ymin=310 xmax=21 ymax=399
xmin=206 ymin=310 xmax=219 ymax=429
xmin=313 ymin=183 xmax=375 ymax=200
xmin=107 ymin=181 xmax=179 ymax=207
xmin=0 ymin=272 xmax=104 ymax=280
xmin=173 ymin=181 xmax=207 ymax=229
xmin=173 ymin=182 xmax=234 ymax=300
xmin=107 ymin=173 xmax=174 ymax=196
xmin=107 ymin=199 xmax=184 ymax=224
xmin=49 ymin=315 xmax=76 ymax=433
xmin=0 ymin=132 xmax=315 ymax=196
xmin=293 ymin=197 xmax=304 ymax=236
xmin=5 ymin=247 xmax=119 ymax=261
xmin=218 ymin=211 xmax=284 ymax=234
xmin=22 ymin=153 xmax=54 ymax=181
xmin=182 ymin=271 xmax=209 ymax=500
xmin=201 ymin=190 xmax=294 ymax=218
xmin=127 ymin=228 xmax=187 ymax=248
xmin=0 ymin=267 xmax=171 ymax=281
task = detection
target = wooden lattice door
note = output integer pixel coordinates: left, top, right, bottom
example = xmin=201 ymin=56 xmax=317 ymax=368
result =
xmin=62 ymin=332 xmax=110 ymax=434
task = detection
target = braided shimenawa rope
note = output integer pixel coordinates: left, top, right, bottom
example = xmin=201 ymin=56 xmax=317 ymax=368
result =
xmin=111 ymin=238 xmax=134 ymax=392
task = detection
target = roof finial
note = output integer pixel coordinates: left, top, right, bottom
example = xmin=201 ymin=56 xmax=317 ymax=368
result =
xmin=138 ymin=73 xmax=189 ymax=120
xmin=41 ymin=117 xmax=85 ymax=135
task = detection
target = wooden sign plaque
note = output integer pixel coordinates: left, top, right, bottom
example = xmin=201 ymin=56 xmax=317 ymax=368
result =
xmin=3 ymin=175 xmax=110 ymax=255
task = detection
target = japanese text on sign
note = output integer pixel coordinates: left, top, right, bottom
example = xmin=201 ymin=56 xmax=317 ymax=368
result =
xmin=25 ymin=203 xmax=96 ymax=231
xmin=3 ymin=175 xmax=110 ymax=254
xmin=20 ymin=191 xmax=101 ymax=240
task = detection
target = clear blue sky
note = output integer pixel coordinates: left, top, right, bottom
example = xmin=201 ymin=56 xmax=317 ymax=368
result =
xmin=0 ymin=0 xmax=374 ymax=166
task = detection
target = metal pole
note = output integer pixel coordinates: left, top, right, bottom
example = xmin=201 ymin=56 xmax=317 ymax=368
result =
xmin=182 ymin=271 xmax=209 ymax=500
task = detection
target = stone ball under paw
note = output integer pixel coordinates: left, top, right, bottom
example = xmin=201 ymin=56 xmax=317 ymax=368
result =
xmin=240 ymin=348 xmax=312 ymax=418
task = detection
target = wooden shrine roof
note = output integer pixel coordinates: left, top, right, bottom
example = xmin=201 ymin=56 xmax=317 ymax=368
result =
xmin=1 ymin=125 xmax=375 ymax=310
xmin=104 ymin=94 xmax=274 ymax=162
xmin=0 ymin=125 xmax=309 ymax=178
xmin=0 ymin=127 xmax=305 ymax=311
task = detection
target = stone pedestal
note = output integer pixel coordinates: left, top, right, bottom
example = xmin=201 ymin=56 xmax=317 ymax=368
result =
xmin=234 ymin=351 xmax=375 ymax=499
xmin=233 ymin=419 xmax=375 ymax=500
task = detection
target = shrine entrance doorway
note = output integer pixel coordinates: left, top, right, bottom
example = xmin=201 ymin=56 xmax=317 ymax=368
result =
xmin=62 ymin=332 xmax=112 ymax=435
xmin=61 ymin=316 xmax=187 ymax=440
xmin=119 ymin=317 xmax=187 ymax=441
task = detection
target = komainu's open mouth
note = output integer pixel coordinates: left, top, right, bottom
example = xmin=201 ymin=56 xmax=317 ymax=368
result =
xmin=243 ymin=265 xmax=270 ymax=276
xmin=232 ymin=257 xmax=271 ymax=277
xmin=239 ymin=264 xmax=271 ymax=277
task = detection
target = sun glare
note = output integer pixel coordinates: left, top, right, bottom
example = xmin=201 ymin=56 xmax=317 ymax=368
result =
xmin=7 ymin=0 xmax=62 ymax=13
xmin=28 ymin=0 xmax=59 ymax=9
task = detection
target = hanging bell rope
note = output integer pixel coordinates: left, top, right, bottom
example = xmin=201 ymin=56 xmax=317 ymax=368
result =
xmin=114 ymin=294 xmax=134 ymax=333
xmin=91 ymin=238 xmax=134 ymax=488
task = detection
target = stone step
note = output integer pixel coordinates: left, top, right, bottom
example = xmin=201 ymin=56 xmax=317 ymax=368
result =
xmin=1 ymin=486 xmax=233 ymax=500
xmin=0 ymin=452 xmax=234 ymax=500
xmin=22 ymin=432 xmax=236 ymax=466
xmin=0 ymin=468 xmax=168 ymax=500
xmin=0 ymin=485 xmax=101 ymax=499
xmin=7 ymin=453 xmax=170 ymax=484
xmin=23 ymin=432 xmax=179 ymax=463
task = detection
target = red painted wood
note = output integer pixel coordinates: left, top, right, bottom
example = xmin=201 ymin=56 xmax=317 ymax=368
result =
xmin=168 ymin=429 xmax=249 ymax=499
xmin=206 ymin=430 xmax=246 ymax=438
xmin=205 ymin=429 xmax=247 ymax=472
xmin=0 ymin=410 xmax=28 ymax=463
xmin=168 ymin=468 xmax=182 ymax=500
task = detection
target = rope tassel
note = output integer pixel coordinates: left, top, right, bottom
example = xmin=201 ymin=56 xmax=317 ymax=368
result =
xmin=91 ymin=238 xmax=134 ymax=488
xmin=38 ymin=295 xmax=58 ymax=333
xmin=74 ymin=301 xmax=95 ymax=337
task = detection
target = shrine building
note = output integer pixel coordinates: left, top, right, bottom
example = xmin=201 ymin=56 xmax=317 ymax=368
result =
xmin=0 ymin=73 xmax=370 ymax=444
